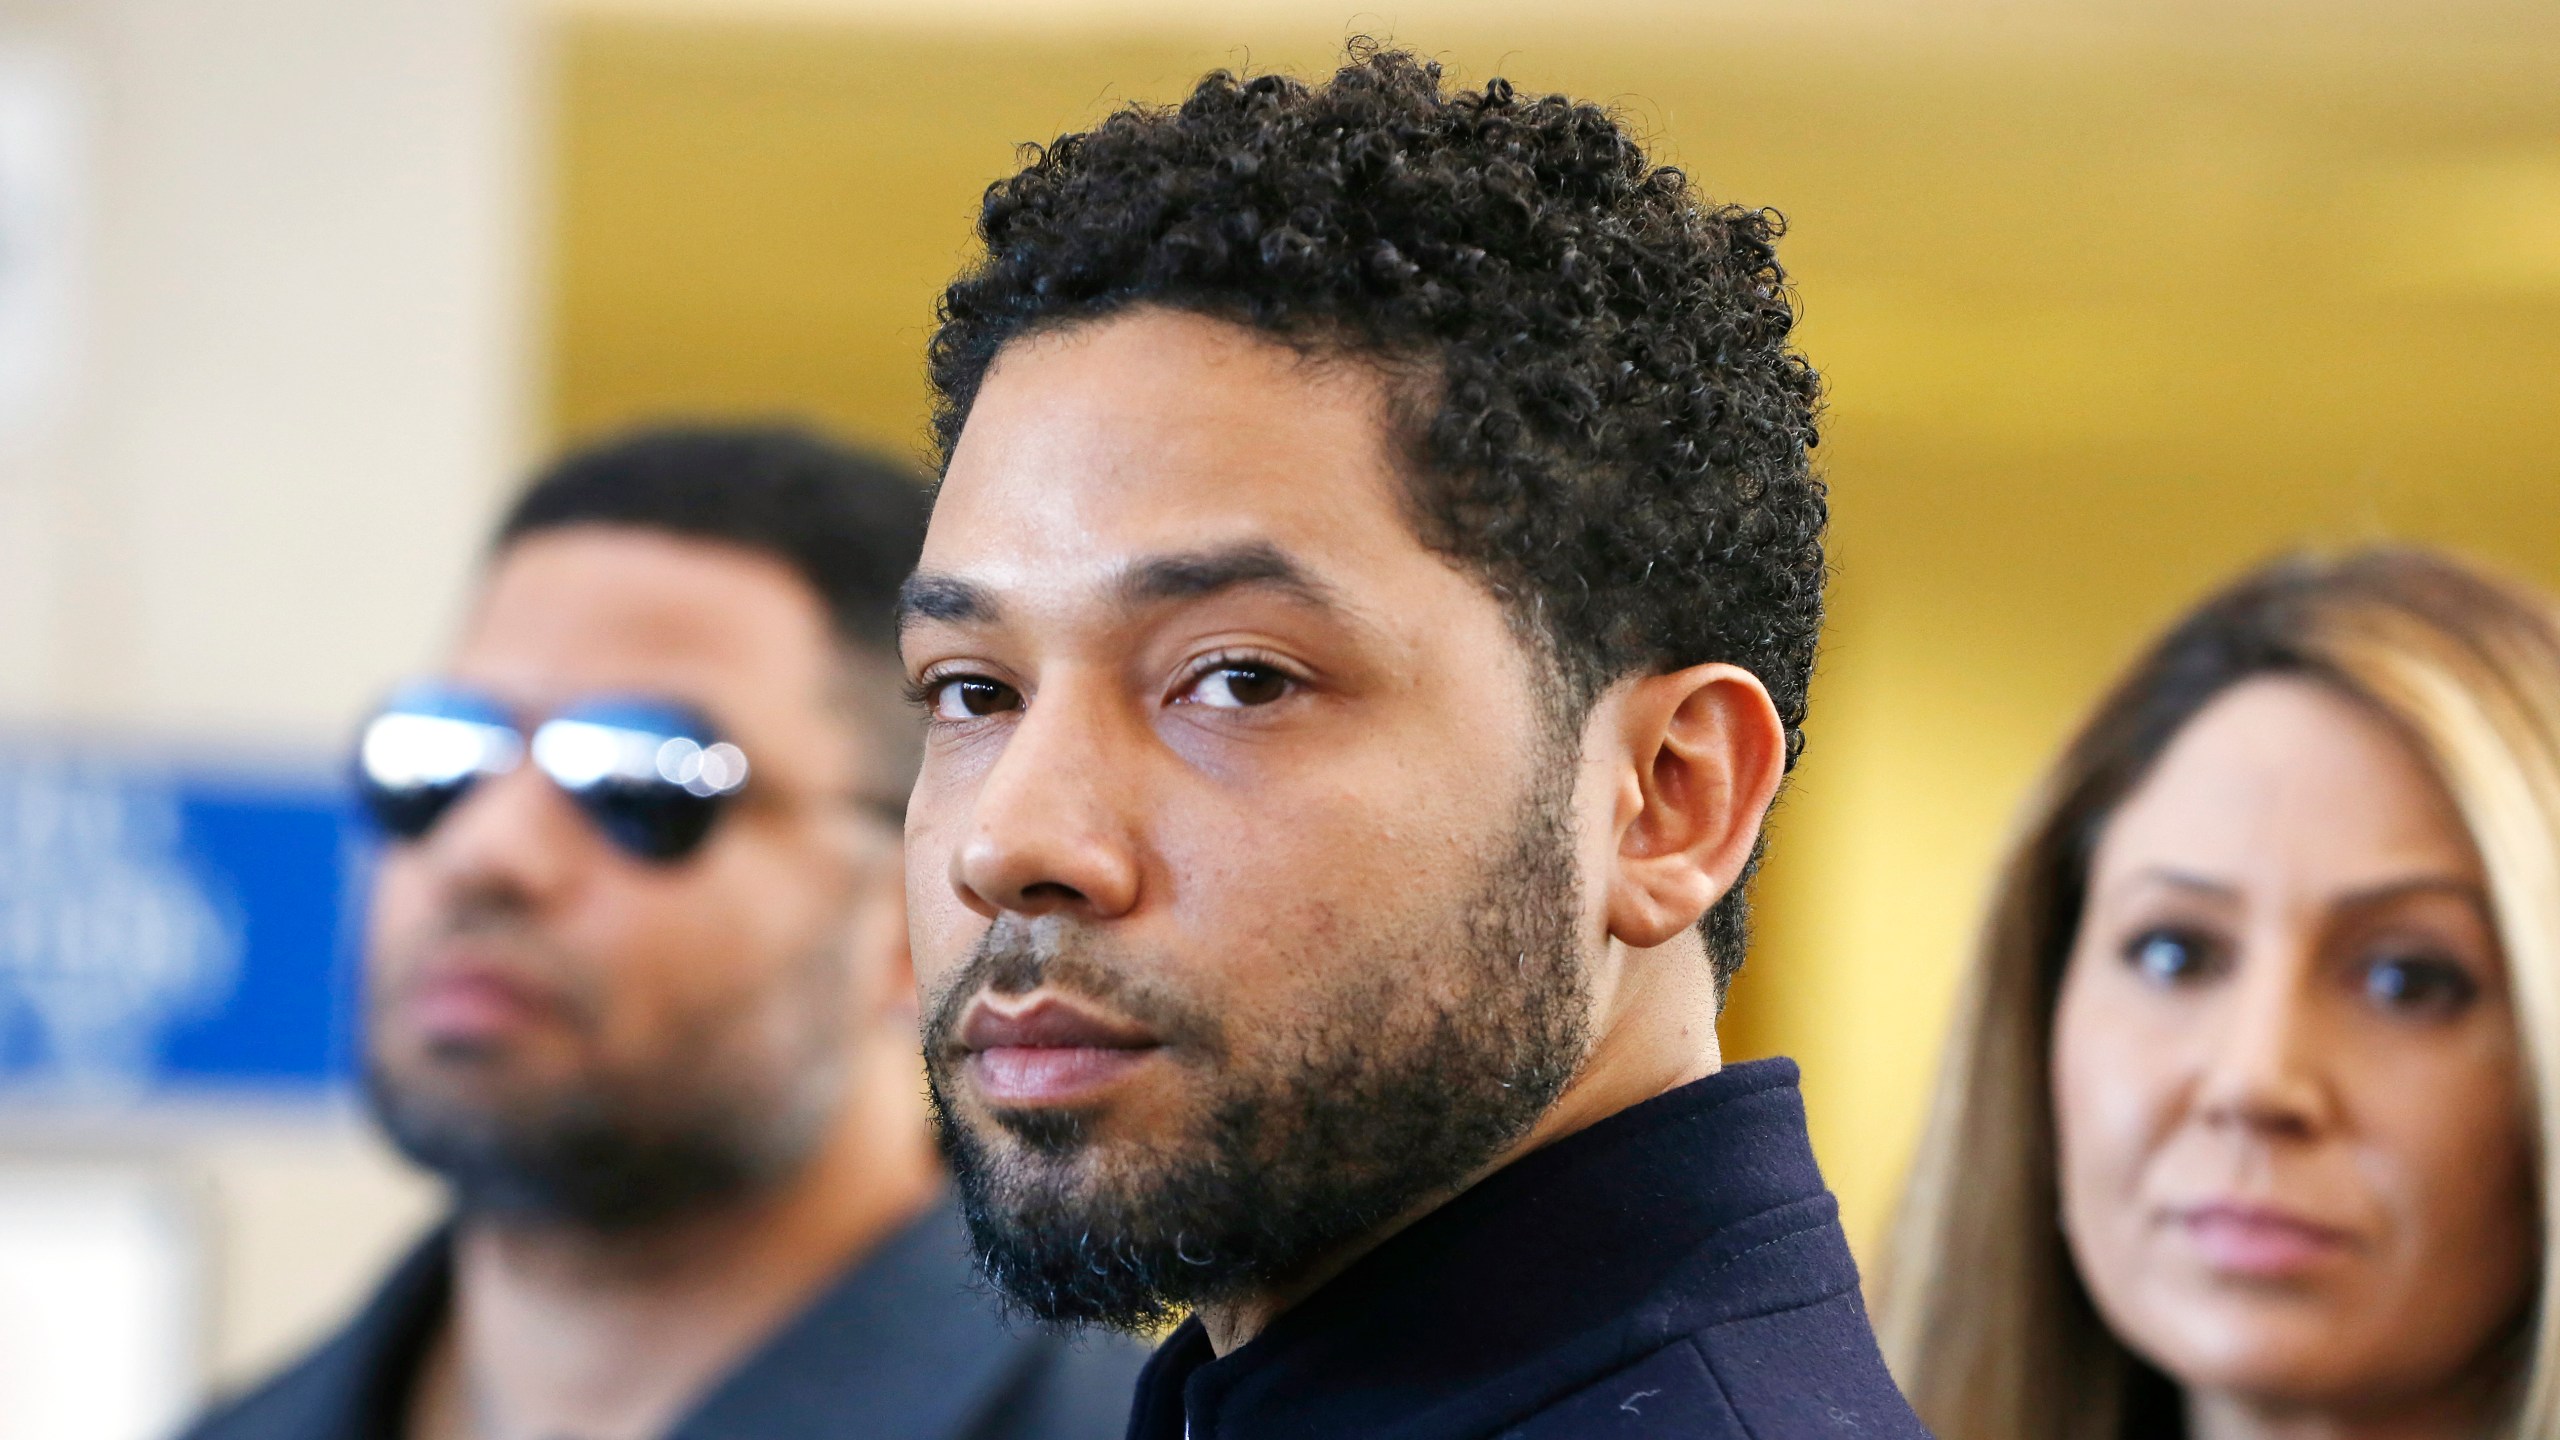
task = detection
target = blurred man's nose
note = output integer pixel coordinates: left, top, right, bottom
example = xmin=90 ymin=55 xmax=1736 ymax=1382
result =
xmin=948 ymin=675 xmax=1145 ymax=925
xmin=409 ymin=763 xmax=590 ymax=910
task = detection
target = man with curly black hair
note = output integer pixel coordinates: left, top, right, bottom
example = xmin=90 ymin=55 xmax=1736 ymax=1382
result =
xmin=902 ymin=46 xmax=1927 ymax=1439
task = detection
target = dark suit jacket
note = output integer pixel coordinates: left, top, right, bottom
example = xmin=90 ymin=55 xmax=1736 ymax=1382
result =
xmin=181 ymin=1195 xmax=1146 ymax=1440
xmin=1124 ymin=1059 xmax=1932 ymax=1439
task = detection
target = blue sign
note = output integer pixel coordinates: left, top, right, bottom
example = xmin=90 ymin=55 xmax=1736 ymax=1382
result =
xmin=0 ymin=745 xmax=363 ymax=1100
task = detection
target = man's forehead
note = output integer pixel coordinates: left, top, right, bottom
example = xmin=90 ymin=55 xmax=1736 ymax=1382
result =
xmin=455 ymin=528 xmax=834 ymax=708
xmin=916 ymin=311 xmax=1436 ymax=622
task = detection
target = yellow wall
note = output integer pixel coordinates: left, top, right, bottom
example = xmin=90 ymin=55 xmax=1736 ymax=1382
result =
xmin=549 ymin=2 xmax=2560 ymax=1255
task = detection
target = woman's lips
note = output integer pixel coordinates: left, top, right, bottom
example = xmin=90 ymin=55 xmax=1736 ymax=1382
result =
xmin=959 ymin=997 xmax=1161 ymax=1108
xmin=2173 ymin=1202 xmax=2358 ymax=1279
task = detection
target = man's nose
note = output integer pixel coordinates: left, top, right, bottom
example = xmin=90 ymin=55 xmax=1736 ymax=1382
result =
xmin=2193 ymin=937 xmax=2335 ymax=1139
xmin=949 ymin=677 xmax=1144 ymax=924
xmin=412 ymin=762 xmax=589 ymax=905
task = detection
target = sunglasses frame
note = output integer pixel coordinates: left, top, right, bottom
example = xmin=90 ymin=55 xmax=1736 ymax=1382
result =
xmin=353 ymin=684 xmax=751 ymax=863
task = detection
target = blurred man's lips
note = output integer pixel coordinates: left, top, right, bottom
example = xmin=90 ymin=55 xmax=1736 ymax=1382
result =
xmin=959 ymin=997 xmax=1161 ymax=1107
xmin=402 ymin=966 xmax=566 ymax=1045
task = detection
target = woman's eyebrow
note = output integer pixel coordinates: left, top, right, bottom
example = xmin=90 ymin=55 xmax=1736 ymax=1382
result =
xmin=2123 ymin=866 xmax=2243 ymax=900
xmin=2329 ymin=875 xmax=2491 ymax=914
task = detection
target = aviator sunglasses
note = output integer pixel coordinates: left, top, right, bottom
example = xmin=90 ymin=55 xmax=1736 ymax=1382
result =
xmin=353 ymin=684 xmax=752 ymax=863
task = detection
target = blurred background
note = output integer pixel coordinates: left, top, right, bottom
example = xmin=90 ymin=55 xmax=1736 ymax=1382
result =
xmin=0 ymin=0 xmax=2554 ymax=1434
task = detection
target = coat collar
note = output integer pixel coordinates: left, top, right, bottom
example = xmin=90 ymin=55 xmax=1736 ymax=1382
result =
xmin=1127 ymin=1058 xmax=1855 ymax=1440
xmin=675 ymin=1197 xmax=1045 ymax=1438
xmin=297 ymin=1193 xmax=1048 ymax=1440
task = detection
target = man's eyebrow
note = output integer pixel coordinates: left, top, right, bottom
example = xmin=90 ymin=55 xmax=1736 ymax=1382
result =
xmin=896 ymin=541 xmax=1343 ymax=637
xmin=896 ymin=572 xmax=996 ymax=632
xmin=1119 ymin=541 xmax=1341 ymax=610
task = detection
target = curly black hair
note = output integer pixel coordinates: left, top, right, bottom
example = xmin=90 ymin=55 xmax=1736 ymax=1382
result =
xmin=928 ymin=46 xmax=1825 ymax=992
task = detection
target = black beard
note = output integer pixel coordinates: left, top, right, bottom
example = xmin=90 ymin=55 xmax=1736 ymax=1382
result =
xmin=367 ymin=1054 xmax=837 ymax=1233
xmin=923 ymin=773 xmax=1592 ymax=1330
xmin=365 ymin=911 xmax=848 ymax=1235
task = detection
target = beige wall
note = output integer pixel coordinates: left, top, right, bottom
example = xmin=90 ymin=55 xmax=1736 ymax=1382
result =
xmin=0 ymin=0 xmax=532 ymax=744
xmin=0 ymin=0 xmax=533 ymax=1404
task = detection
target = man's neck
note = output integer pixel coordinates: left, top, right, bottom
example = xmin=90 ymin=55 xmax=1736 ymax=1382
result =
xmin=1194 ymin=942 xmax=1723 ymax=1357
xmin=414 ymin=1081 xmax=941 ymax=1440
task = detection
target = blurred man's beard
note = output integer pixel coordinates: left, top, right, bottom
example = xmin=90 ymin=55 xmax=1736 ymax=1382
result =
xmin=922 ymin=772 xmax=1592 ymax=1331
xmin=366 ymin=927 xmax=846 ymax=1234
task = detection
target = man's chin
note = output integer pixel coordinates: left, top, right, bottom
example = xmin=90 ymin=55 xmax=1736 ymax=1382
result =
xmin=980 ymin=1100 xmax=1107 ymax=1159
xmin=373 ymin=1048 xmax=572 ymax=1115
xmin=940 ymin=1158 xmax=1246 ymax=1331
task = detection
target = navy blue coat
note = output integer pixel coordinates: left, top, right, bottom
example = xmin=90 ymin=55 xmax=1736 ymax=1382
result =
xmin=180 ymin=1195 xmax=1146 ymax=1440
xmin=1124 ymin=1059 xmax=1930 ymax=1439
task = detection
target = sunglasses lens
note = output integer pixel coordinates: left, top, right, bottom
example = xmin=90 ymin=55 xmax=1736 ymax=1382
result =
xmin=530 ymin=705 xmax=748 ymax=864
xmin=579 ymin=785 xmax=723 ymax=863
xmin=353 ymin=704 xmax=522 ymax=840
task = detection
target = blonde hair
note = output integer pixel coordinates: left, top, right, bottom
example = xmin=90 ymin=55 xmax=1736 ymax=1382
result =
xmin=1877 ymin=547 xmax=2560 ymax=1439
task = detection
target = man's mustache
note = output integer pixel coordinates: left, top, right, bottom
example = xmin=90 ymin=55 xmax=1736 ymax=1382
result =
xmin=378 ymin=898 xmax=607 ymax=1032
xmin=923 ymin=921 xmax=1223 ymax=1061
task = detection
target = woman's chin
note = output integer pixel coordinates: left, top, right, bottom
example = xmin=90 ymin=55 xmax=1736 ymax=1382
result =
xmin=2122 ymin=1291 xmax=2413 ymax=1412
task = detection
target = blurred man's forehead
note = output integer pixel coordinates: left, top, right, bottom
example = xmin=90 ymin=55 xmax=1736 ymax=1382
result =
xmin=456 ymin=528 xmax=837 ymax=712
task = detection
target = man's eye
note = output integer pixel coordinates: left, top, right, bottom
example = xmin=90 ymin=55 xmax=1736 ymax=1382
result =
xmin=2363 ymin=953 xmax=2479 ymax=1019
xmin=2125 ymin=928 xmax=2215 ymax=985
xmin=1179 ymin=663 xmax=1294 ymax=710
xmin=928 ymin=676 xmax=1022 ymax=721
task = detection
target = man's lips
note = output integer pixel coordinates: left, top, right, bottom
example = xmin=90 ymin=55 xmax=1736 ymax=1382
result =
xmin=958 ymin=996 xmax=1161 ymax=1108
xmin=399 ymin=963 xmax=574 ymax=1045
xmin=2170 ymin=1201 xmax=2359 ymax=1279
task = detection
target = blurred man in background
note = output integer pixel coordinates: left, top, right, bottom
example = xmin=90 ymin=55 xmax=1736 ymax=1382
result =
xmin=183 ymin=427 xmax=1144 ymax=1440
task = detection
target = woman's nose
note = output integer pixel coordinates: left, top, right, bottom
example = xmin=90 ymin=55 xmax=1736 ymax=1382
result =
xmin=2192 ymin=940 xmax=2335 ymax=1138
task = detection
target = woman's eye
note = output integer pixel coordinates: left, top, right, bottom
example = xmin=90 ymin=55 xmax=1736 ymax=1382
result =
xmin=2363 ymin=954 xmax=2479 ymax=1018
xmin=2125 ymin=928 xmax=2214 ymax=985
xmin=927 ymin=676 xmax=1021 ymax=721
xmin=1179 ymin=663 xmax=1295 ymax=710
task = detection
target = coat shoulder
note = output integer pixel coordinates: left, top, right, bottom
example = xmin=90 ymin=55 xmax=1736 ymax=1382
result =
xmin=962 ymin=1328 xmax=1154 ymax=1440
xmin=1497 ymin=1340 xmax=1742 ymax=1439
xmin=1501 ymin=1290 xmax=1931 ymax=1440
xmin=175 ymin=1331 xmax=368 ymax=1440
xmin=1689 ymin=1290 xmax=1932 ymax=1439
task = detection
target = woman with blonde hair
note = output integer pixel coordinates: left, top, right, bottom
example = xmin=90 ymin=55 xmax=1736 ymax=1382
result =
xmin=1880 ymin=547 xmax=2560 ymax=1439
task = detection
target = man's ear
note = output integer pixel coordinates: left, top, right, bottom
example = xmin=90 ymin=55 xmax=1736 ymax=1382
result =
xmin=1599 ymin=663 xmax=1788 ymax=950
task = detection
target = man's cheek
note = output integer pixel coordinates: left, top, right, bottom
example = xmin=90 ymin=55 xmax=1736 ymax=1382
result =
xmin=902 ymin=882 xmax=976 ymax=983
xmin=366 ymin=852 xmax=435 ymax=934
xmin=901 ymin=830 xmax=977 ymax=942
